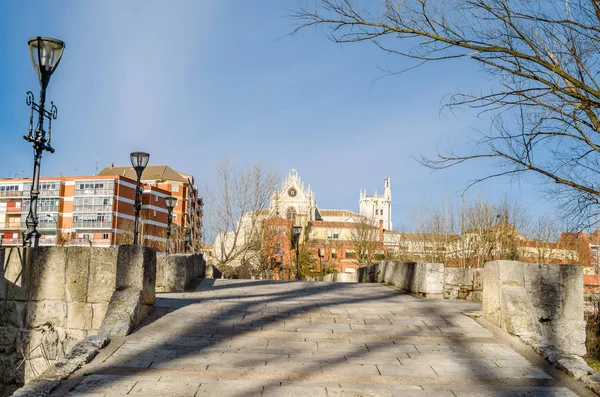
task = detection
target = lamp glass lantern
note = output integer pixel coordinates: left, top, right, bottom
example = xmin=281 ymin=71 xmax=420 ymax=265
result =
xmin=184 ymin=231 xmax=191 ymax=243
xmin=164 ymin=196 xmax=177 ymax=211
xmin=130 ymin=152 xmax=150 ymax=179
xmin=292 ymin=225 xmax=302 ymax=241
xmin=28 ymin=37 xmax=65 ymax=88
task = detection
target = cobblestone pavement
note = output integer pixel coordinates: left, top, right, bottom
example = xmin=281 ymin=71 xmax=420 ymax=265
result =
xmin=55 ymin=279 xmax=591 ymax=397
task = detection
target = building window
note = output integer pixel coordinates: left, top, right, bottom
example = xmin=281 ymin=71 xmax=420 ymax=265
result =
xmin=345 ymin=250 xmax=356 ymax=259
xmin=172 ymin=184 xmax=179 ymax=192
xmin=102 ymin=233 xmax=109 ymax=239
xmin=331 ymin=249 xmax=337 ymax=259
xmin=333 ymin=231 xmax=339 ymax=239
xmin=286 ymin=207 xmax=297 ymax=220
xmin=593 ymin=250 xmax=598 ymax=258
xmin=155 ymin=195 xmax=158 ymax=202
xmin=153 ymin=225 xmax=157 ymax=233
xmin=153 ymin=210 xmax=157 ymax=217
xmin=173 ymin=214 xmax=178 ymax=221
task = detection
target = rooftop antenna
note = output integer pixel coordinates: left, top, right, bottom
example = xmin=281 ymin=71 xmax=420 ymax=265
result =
xmin=95 ymin=157 xmax=100 ymax=175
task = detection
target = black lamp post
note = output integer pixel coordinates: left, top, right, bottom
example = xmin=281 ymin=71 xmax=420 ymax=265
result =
xmin=164 ymin=196 xmax=177 ymax=254
xmin=292 ymin=225 xmax=302 ymax=281
xmin=130 ymin=152 xmax=149 ymax=245
xmin=23 ymin=37 xmax=65 ymax=248
xmin=184 ymin=230 xmax=191 ymax=253
xmin=318 ymin=248 xmax=325 ymax=277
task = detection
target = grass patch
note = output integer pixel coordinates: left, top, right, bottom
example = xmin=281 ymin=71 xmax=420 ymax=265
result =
xmin=585 ymin=358 xmax=600 ymax=373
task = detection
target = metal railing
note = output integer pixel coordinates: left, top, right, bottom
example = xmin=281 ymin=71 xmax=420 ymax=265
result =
xmin=72 ymin=205 xmax=113 ymax=212
xmin=69 ymin=238 xmax=111 ymax=246
xmin=22 ymin=189 xmax=61 ymax=197
xmin=0 ymin=191 xmax=23 ymax=197
xmin=74 ymin=189 xmax=113 ymax=196
xmin=72 ymin=221 xmax=112 ymax=228
xmin=22 ymin=205 xmax=60 ymax=213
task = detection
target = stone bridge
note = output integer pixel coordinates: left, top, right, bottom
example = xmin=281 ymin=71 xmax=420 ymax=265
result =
xmin=47 ymin=279 xmax=592 ymax=397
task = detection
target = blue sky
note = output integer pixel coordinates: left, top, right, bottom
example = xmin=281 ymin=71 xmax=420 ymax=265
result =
xmin=0 ymin=1 xmax=552 ymax=230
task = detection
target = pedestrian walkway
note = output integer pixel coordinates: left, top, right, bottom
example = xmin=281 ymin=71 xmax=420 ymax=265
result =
xmin=53 ymin=279 xmax=592 ymax=396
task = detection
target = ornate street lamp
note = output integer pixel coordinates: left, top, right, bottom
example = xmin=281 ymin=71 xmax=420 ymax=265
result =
xmin=164 ymin=196 xmax=177 ymax=254
xmin=23 ymin=37 xmax=65 ymax=248
xmin=292 ymin=225 xmax=302 ymax=281
xmin=184 ymin=230 xmax=191 ymax=253
xmin=318 ymin=248 xmax=325 ymax=277
xmin=130 ymin=152 xmax=149 ymax=245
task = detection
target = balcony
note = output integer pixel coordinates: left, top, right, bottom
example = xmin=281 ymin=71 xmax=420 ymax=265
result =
xmin=69 ymin=238 xmax=112 ymax=246
xmin=22 ymin=189 xmax=61 ymax=197
xmin=5 ymin=207 xmax=23 ymax=213
xmin=72 ymin=221 xmax=112 ymax=229
xmin=0 ymin=237 xmax=22 ymax=246
xmin=74 ymin=189 xmax=113 ymax=196
xmin=73 ymin=205 xmax=113 ymax=212
xmin=0 ymin=222 xmax=24 ymax=230
xmin=0 ymin=191 xmax=23 ymax=197
xmin=22 ymin=205 xmax=60 ymax=213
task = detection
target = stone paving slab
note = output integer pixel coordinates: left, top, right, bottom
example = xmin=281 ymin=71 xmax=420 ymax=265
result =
xmin=52 ymin=279 xmax=592 ymax=397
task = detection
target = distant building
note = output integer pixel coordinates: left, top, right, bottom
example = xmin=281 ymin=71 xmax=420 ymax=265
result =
xmin=0 ymin=164 xmax=203 ymax=252
xmin=0 ymin=175 xmax=171 ymax=249
xmin=359 ymin=178 xmax=392 ymax=230
xmin=214 ymin=168 xmax=390 ymax=276
xmin=98 ymin=164 xmax=203 ymax=251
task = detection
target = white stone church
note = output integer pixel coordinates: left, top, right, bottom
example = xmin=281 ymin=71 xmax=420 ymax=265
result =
xmin=269 ymin=168 xmax=392 ymax=228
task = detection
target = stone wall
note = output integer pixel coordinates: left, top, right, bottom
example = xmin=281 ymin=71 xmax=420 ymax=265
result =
xmin=443 ymin=268 xmax=484 ymax=301
xmin=156 ymin=253 xmax=206 ymax=292
xmin=0 ymin=245 xmax=156 ymax=395
xmin=357 ymin=261 xmax=444 ymax=298
xmin=483 ymin=260 xmax=586 ymax=357
xmin=356 ymin=261 xmax=483 ymax=301
xmin=320 ymin=272 xmax=358 ymax=282
xmin=205 ymin=264 xmax=222 ymax=279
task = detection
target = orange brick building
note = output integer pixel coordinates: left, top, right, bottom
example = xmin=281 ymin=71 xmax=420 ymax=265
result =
xmin=0 ymin=167 xmax=203 ymax=252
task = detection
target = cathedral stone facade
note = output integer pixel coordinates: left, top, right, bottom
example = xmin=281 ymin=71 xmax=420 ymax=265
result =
xmin=269 ymin=169 xmax=392 ymax=226
xmin=359 ymin=178 xmax=392 ymax=230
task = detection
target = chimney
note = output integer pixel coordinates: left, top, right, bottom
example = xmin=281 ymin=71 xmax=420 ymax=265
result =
xmin=110 ymin=163 xmax=114 ymax=169
xmin=379 ymin=220 xmax=384 ymax=243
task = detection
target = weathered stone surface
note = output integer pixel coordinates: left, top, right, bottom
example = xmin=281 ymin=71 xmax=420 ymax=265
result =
xmin=0 ymin=300 xmax=21 ymax=327
xmin=3 ymin=247 xmax=30 ymax=300
xmin=483 ymin=261 xmax=586 ymax=358
xmin=29 ymin=247 xmax=67 ymax=301
xmin=91 ymin=302 xmax=109 ymax=330
xmin=116 ymin=245 xmax=156 ymax=305
xmin=0 ymin=326 xmax=18 ymax=353
xmin=98 ymin=287 xmax=143 ymax=337
xmin=67 ymin=302 xmax=93 ymax=330
xmin=10 ymin=379 xmax=59 ymax=397
xmin=25 ymin=301 xmax=67 ymax=328
xmin=87 ymin=248 xmax=118 ymax=303
xmin=206 ymin=264 xmax=222 ymax=279
xmin=65 ymin=247 xmax=91 ymax=302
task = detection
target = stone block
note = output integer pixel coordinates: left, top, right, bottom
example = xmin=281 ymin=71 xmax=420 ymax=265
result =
xmin=25 ymin=300 xmax=67 ymax=328
xmin=91 ymin=303 xmax=109 ymax=330
xmin=499 ymin=285 xmax=532 ymax=336
xmin=0 ymin=300 xmax=21 ymax=327
xmin=67 ymin=302 xmax=93 ymax=330
xmin=3 ymin=247 xmax=30 ymax=300
xmin=116 ymin=245 xmax=156 ymax=305
xmin=29 ymin=247 xmax=68 ymax=301
xmin=483 ymin=261 xmax=501 ymax=318
xmin=87 ymin=248 xmax=118 ymax=303
xmin=98 ymin=287 xmax=143 ymax=337
xmin=65 ymin=247 xmax=92 ymax=302
xmin=0 ymin=326 xmax=18 ymax=354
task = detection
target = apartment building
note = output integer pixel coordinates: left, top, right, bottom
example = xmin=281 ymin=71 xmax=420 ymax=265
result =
xmin=98 ymin=164 xmax=203 ymax=250
xmin=0 ymin=175 xmax=173 ymax=250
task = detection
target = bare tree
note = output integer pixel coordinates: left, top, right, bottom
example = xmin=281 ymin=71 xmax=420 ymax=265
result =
xmin=205 ymin=158 xmax=280 ymax=274
xmin=350 ymin=216 xmax=380 ymax=265
xmin=293 ymin=0 xmax=600 ymax=228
